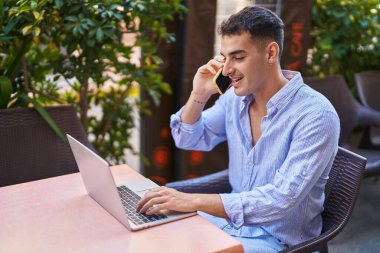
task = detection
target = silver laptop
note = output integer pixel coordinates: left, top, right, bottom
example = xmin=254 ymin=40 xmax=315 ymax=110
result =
xmin=67 ymin=134 xmax=196 ymax=231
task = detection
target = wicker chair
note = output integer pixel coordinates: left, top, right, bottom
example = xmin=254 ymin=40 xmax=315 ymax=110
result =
xmin=354 ymin=70 xmax=380 ymax=148
xmin=279 ymin=147 xmax=366 ymax=253
xmin=0 ymin=105 xmax=94 ymax=187
xmin=304 ymin=75 xmax=380 ymax=177
xmin=167 ymin=147 xmax=366 ymax=253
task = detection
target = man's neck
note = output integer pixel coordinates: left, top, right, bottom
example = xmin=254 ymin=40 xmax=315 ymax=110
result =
xmin=251 ymin=69 xmax=289 ymax=112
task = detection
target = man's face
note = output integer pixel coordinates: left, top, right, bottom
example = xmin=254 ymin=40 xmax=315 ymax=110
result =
xmin=220 ymin=32 xmax=269 ymax=96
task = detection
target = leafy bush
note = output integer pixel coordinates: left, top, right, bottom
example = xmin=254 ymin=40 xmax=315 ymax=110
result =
xmin=307 ymin=0 xmax=380 ymax=88
xmin=0 ymin=0 xmax=186 ymax=163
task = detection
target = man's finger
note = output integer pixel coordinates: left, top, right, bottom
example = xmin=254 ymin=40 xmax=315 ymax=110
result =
xmin=214 ymin=55 xmax=225 ymax=62
xmin=136 ymin=191 xmax=161 ymax=211
xmin=205 ymin=65 xmax=217 ymax=75
xmin=139 ymin=196 xmax=168 ymax=214
xmin=147 ymin=187 xmax=162 ymax=192
xmin=138 ymin=199 xmax=154 ymax=214
xmin=146 ymin=202 xmax=170 ymax=215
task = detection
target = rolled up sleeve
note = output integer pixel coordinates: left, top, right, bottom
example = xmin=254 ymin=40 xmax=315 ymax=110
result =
xmin=170 ymin=97 xmax=228 ymax=151
xmin=219 ymin=193 xmax=245 ymax=228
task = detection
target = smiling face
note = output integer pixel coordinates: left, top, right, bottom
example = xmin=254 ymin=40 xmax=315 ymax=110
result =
xmin=220 ymin=32 xmax=272 ymax=97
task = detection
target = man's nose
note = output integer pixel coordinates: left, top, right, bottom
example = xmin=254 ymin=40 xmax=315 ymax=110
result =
xmin=222 ymin=61 xmax=233 ymax=76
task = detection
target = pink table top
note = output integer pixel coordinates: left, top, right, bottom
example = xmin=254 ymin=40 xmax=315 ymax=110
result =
xmin=0 ymin=165 xmax=243 ymax=253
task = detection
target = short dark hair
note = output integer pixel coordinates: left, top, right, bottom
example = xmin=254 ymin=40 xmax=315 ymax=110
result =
xmin=218 ymin=6 xmax=284 ymax=59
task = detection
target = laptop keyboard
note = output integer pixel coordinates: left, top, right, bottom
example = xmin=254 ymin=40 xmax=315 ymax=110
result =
xmin=117 ymin=185 xmax=168 ymax=225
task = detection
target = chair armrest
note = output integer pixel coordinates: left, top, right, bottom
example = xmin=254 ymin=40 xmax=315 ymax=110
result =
xmin=357 ymin=105 xmax=380 ymax=127
xmin=165 ymin=169 xmax=231 ymax=193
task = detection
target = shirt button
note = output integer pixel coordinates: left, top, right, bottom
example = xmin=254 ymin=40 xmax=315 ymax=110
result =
xmin=248 ymin=161 xmax=252 ymax=167
xmin=302 ymin=170 xmax=307 ymax=176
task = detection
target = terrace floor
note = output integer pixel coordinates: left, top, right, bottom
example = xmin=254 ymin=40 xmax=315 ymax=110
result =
xmin=329 ymin=177 xmax=380 ymax=253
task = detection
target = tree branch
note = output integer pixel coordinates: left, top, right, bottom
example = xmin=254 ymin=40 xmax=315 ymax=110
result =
xmin=97 ymin=84 xmax=131 ymax=146
xmin=21 ymin=57 xmax=33 ymax=98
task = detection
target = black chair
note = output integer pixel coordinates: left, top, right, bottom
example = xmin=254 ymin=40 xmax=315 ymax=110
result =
xmin=279 ymin=147 xmax=366 ymax=253
xmin=0 ymin=105 xmax=94 ymax=187
xmin=354 ymin=70 xmax=380 ymax=148
xmin=167 ymin=147 xmax=366 ymax=253
xmin=304 ymin=75 xmax=380 ymax=177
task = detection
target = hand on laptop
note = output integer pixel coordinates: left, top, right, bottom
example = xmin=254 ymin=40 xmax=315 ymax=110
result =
xmin=136 ymin=186 xmax=228 ymax=219
xmin=136 ymin=186 xmax=197 ymax=215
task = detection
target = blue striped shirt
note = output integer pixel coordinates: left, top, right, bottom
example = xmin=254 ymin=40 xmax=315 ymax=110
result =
xmin=170 ymin=71 xmax=340 ymax=246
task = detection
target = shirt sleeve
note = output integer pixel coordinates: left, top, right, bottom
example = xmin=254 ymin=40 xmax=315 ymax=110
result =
xmin=170 ymin=95 xmax=228 ymax=151
xmin=219 ymin=110 xmax=340 ymax=228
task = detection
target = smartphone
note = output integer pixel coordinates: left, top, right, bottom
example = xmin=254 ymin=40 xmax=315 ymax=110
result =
xmin=212 ymin=68 xmax=232 ymax=94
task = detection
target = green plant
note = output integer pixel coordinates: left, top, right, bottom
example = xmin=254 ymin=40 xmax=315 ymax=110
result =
xmin=0 ymin=0 xmax=186 ymax=163
xmin=0 ymin=0 xmax=66 ymax=141
xmin=307 ymin=0 xmax=380 ymax=88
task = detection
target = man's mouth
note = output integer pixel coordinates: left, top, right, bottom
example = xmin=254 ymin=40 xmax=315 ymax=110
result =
xmin=231 ymin=77 xmax=243 ymax=84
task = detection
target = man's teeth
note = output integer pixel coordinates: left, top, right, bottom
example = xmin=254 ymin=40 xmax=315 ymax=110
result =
xmin=232 ymin=77 xmax=243 ymax=82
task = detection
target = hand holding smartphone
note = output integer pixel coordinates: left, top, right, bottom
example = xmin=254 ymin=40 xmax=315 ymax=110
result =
xmin=212 ymin=68 xmax=232 ymax=95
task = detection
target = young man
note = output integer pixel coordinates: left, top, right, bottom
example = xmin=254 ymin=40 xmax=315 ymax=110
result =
xmin=137 ymin=6 xmax=340 ymax=252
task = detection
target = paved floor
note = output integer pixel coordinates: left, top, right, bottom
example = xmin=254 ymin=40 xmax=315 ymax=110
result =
xmin=329 ymin=177 xmax=380 ymax=252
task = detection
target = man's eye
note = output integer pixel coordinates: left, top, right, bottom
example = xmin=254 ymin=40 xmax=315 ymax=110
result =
xmin=234 ymin=57 xmax=244 ymax=61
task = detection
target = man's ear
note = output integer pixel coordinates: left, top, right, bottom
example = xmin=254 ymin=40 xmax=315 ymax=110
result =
xmin=266 ymin=42 xmax=280 ymax=64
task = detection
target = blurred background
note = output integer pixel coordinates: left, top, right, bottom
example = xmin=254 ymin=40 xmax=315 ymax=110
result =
xmin=2 ymin=0 xmax=379 ymax=182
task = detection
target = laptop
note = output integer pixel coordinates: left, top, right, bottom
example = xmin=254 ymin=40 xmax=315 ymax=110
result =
xmin=67 ymin=134 xmax=196 ymax=231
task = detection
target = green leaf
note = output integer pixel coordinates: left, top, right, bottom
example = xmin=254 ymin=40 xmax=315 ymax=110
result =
xmin=19 ymin=5 xmax=31 ymax=13
xmin=152 ymin=55 xmax=163 ymax=65
xmin=87 ymin=39 xmax=95 ymax=47
xmin=166 ymin=33 xmax=176 ymax=43
xmin=53 ymin=75 xmax=61 ymax=81
xmin=0 ymin=0 xmax=4 ymax=27
xmin=33 ymin=11 xmax=40 ymax=20
xmin=159 ymin=82 xmax=172 ymax=94
xmin=33 ymin=26 xmax=41 ymax=36
xmin=30 ymin=1 xmax=37 ymax=10
xmin=0 ymin=76 xmax=13 ymax=108
xmin=0 ymin=35 xmax=14 ymax=41
xmin=19 ymin=94 xmax=67 ymax=142
xmin=64 ymin=16 xmax=78 ymax=22
xmin=54 ymin=0 xmax=63 ymax=9
xmin=22 ymin=25 xmax=33 ymax=35
xmin=88 ymin=29 xmax=96 ymax=37
xmin=73 ymin=26 xmax=79 ymax=37
xmin=3 ymin=18 xmax=17 ymax=34
xmin=77 ymin=25 xmax=84 ymax=35
xmin=96 ymin=28 xmax=104 ymax=42
xmin=85 ymin=19 xmax=96 ymax=27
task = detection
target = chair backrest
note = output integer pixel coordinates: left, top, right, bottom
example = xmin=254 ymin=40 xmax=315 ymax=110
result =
xmin=304 ymin=75 xmax=362 ymax=146
xmin=355 ymin=70 xmax=380 ymax=111
xmin=281 ymin=147 xmax=366 ymax=253
xmin=0 ymin=105 xmax=93 ymax=187
xmin=321 ymin=147 xmax=365 ymax=242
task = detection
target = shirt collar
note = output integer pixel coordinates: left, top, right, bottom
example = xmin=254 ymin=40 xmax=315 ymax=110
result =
xmin=241 ymin=93 xmax=253 ymax=112
xmin=239 ymin=70 xmax=304 ymax=113
xmin=267 ymin=70 xmax=304 ymax=111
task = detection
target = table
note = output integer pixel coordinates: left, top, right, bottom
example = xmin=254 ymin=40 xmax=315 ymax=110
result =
xmin=0 ymin=165 xmax=243 ymax=253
